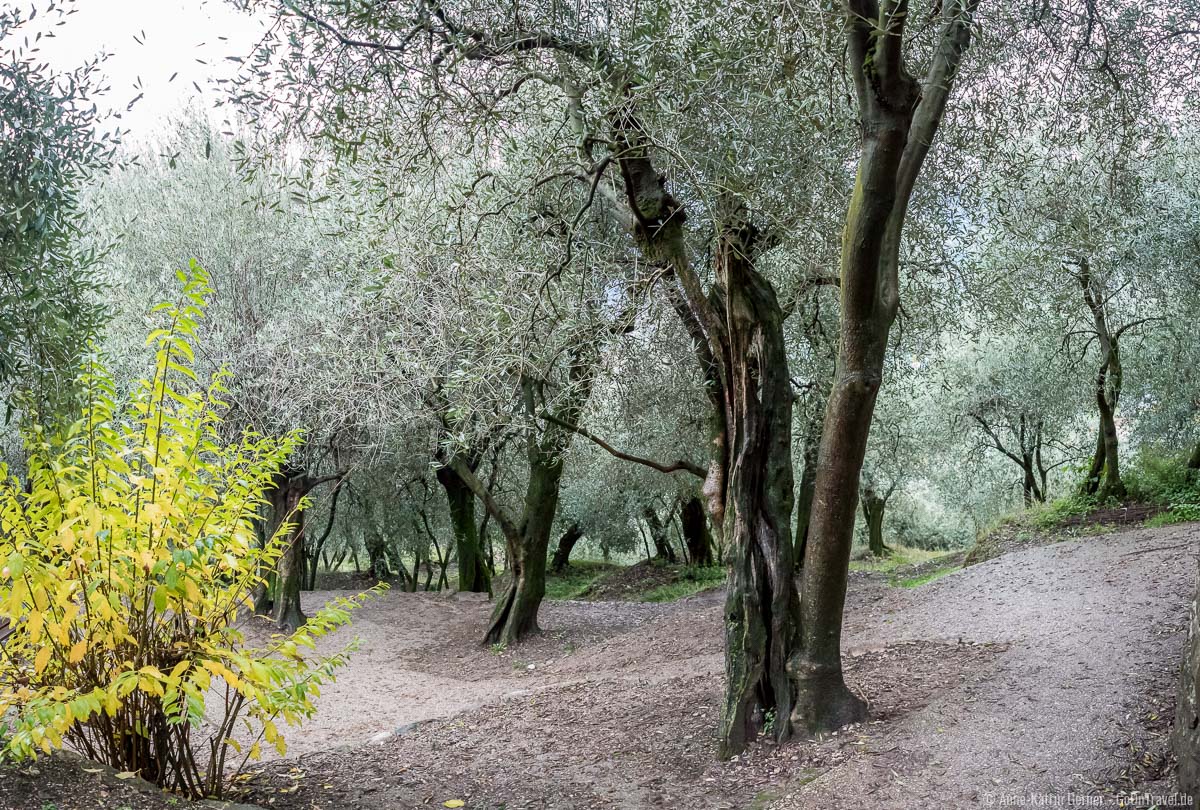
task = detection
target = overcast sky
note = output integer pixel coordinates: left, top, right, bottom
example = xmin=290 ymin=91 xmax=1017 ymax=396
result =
xmin=30 ymin=0 xmax=267 ymax=143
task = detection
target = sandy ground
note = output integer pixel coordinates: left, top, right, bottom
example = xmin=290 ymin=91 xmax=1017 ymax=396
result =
xmin=225 ymin=522 xmax=1197 ymax=809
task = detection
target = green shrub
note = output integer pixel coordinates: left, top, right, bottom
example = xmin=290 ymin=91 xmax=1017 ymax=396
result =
xmin=0 ymin=267 xmax=379 ymax=798
xmin=1124 ymin=450 xmax=1199 ymax=505
xmin=1028 ymin=495 xmax=1096 ymax=530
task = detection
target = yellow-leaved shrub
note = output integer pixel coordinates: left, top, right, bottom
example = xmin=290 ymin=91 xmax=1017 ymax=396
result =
xmin=0 ymin=265 xmax=379 ymax=798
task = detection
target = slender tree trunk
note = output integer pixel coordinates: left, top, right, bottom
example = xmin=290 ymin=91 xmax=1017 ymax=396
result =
xmin=1021 ymin=455 xmax=1041 ymax=507
xmin=408 ymin=547 xmax=421 ymax=593
xmin=680 ymin=496 xmax=714 ymax=566
xmin=795 ymin=0 xmax=976 ymax=737
xmin=436 ymin=458 xmax=492 ymax=593
xmin=794 ymin=408 xmax=823 ymax=566
xmin=1078 ymin=263 xmax=1126 ymax=501
xmin=551 ymin=522 xmax=583 ymax=572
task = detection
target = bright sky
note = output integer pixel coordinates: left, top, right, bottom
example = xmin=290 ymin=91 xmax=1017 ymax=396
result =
xmin=29 ymin=0 xmax=268 ymax=143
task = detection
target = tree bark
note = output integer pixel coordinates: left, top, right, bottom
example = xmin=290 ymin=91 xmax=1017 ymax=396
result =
xmin=453 ymin=345 xmax=596 ymax=646
xmin=1174 ymin=555 xmax=1200 ymax=801
xmin=1078 ymin=261 xmax=1126 ymax=501
xmin=436 ymin=458 xmax=492 ymax=593
xmin=794 ymin=407 xmax=823 ymax=566
xmin=861 ymin=488 xmax=888 ymax=557
xmin=716 ymin=205 xmax=800 ymax=757
xmin=270 ymin=474 xmax=308 ymax=632
xmin=365 ymin=531 xmax=391 ymax=580
xmin=550 ymin=522 xmax=583 ymax=572
xmin=486 ymin=444 xmax=559 ymax=642
xmin=795 ymin=0 xmax=977 ymax=736
xmin=680 ymin=495 xmax=714 ymax=566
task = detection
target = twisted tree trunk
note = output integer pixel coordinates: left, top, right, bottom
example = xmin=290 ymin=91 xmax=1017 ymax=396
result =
xmin=861 ymin=488 xmax=888 ymax=557
xmin=716 ymin=207 xmax=800 ymax=756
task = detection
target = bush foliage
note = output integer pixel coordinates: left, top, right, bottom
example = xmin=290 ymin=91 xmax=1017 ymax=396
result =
xmin=0 ymin=266 xmax=376 ymax=798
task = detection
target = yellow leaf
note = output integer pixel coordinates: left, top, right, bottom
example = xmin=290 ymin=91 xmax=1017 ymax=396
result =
xmin=444 ymin=801 xmax=465 ymax=808
xmin=34 ymin=645 xmax=51 ymax=675
xmin=68 ymin=640 xmax=87 ymax=663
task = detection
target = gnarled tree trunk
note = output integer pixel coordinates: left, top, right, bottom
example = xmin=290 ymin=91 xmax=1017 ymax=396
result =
xmin=861 ymin=487 xmax=888 ymax=557
xmin=716 ymin=207 xmax=800 ymax=757
xmin=270 ymin=474 xmax=308 ymax=632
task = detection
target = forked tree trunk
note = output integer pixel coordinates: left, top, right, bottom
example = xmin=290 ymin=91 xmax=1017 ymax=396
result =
xmin=1189 ymin=443 xmax=1200 ymax=474
xmin=436 ymin=457 xmax=492 ymax=593
xmin=794 ymin=0 xmax=977 ymax=736
xmin=680 ymin=496 xmax=714 ymax=566
xmin=452 ymin=348 xmax=596 ymax=647
xmin=642 ymin=505 xmax=677 ymax=562
xmin=482 ymin=442 xmax=564 ymax=644
xmin=716 ymin=208 xmax=800 ymax=757
xmin=551 ymin=522 xmax=583 ymax=572
xmin=566 ymin=0 xmax=973 ymax=754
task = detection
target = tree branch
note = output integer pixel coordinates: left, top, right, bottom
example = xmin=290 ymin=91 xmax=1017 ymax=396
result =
xmin=446 ymin=457 xmax=522 ymax=543
xmin=538 ymin=410 xmax=706 ymax=479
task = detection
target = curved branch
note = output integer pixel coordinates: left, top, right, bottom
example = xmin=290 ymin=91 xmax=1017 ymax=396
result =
xmin=538 ymin=411 xmax=706 ymax=479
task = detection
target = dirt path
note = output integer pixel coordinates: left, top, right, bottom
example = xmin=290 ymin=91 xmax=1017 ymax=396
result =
xmin=227 ymin=523 xmax=1196 ymax=809
xmin=784 ymin=522 xmax=1195 ymax=808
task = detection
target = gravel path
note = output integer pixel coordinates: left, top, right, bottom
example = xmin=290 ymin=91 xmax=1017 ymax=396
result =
xmin=779 ymin=522 xmax=1197 ymax=809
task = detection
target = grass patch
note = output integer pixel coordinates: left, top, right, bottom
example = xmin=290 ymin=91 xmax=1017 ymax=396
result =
xmin=849 ymin=545 xmax=947 ymax=573
xmin=892 ymin=565 xmax=959 ymax=589
xmin=543 ymin=560 xmax=619 ymax=600
xmin=1145 ymin=506 xmax=1200 ymax=528
xmin=639 ymin=565 xmax=727 ymax=602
